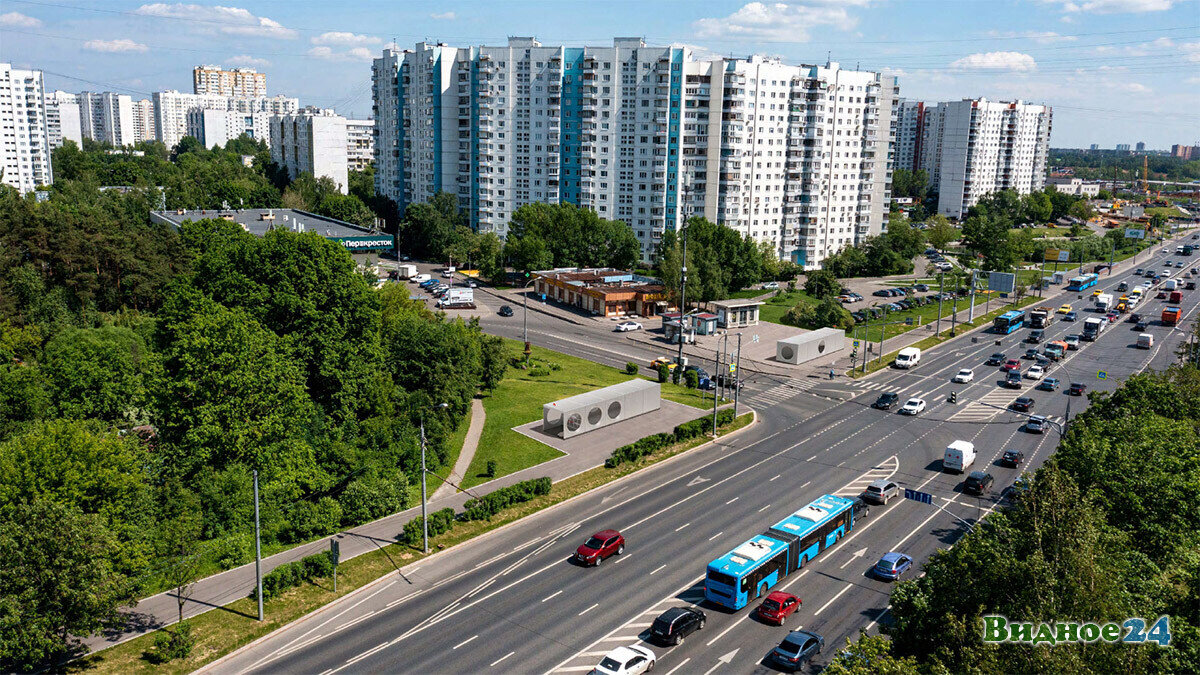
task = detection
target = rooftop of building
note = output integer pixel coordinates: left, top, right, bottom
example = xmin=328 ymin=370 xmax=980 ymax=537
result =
xmin=151 ymin=208 xmax=382 ymax=239
xmin=711 ymin=298 xmax=765 ymax=309
xmin=534 ymin=267 xmax=663 ymax=295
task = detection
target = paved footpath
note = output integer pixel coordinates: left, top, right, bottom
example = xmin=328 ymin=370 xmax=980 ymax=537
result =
xmin=430 ymin=397 xmax=486 ymax=501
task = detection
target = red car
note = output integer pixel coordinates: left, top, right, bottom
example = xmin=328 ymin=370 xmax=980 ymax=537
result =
xmin=756 ymin=591 xmax=802 ymax=625
xmin=1002 ymin=359 xmax=1021 ymax=373
xmin=575 ymin=529 xmax=625 ymax=566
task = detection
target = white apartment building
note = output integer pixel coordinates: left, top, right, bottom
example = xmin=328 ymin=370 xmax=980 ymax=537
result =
xmin=188 ymin=108 xmax=272 ymax=148
xmin=346 ymin=119 xmax=374 ymax=172
xmin=154 ymin=90 xmax=299 ymax=149
xmin=1047 ymin=176 xmax=1100 ymax=198
xmin=898 ymin=97 xmax=1052 ymax=219
xmin=45 ymin=90 xmax=82 ymax=149
xmin=78 ymin=91 xmax=137 ymax=146
xmin=270 ymin=108 xmax=349 ymax=192
xmin=194 ymin=65 xmax=267 ymax=98
xmin=893 ymin=99 xmax=924 ymax=172
xmin=372 ymin=38 xmax=896 ymax=267
xmin=0 ymin=63 xmax=53 ymax=193
xmin=131 ymin=98 xmax=156 ymax=144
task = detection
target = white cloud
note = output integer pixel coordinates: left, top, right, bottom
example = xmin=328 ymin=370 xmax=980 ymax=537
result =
xmin=881 ymin=66 xmax=908 ymax=78
xmin=0 ymin=11 xmax=42 ymax=27
xmin=311 ymin=31 xmax=380 ymax=47
xmin=693 ymin=1 xmax=873 ymax=42
xmin=308 ymin=46 xmax=375 ymax=63
xmin=134 ymin=3 xmax=296 ymax=39
xmin=83 ymin=38 xmax=150 ymax=53
xmin=1182 ymin=41 xmax=1200 ymax=62
xmin=430 ymin=11 xmax=457 ymax=20
xmin=1042 ymin=0 xmax=1175 ymax=13
xmin=950 ymin=51 xmax=1037 ymax=72
xmin=228 ymin=54 xmax=272 ymax=68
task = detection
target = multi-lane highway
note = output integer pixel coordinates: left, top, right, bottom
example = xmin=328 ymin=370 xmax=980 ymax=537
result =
xmin=207 ymin=235 xmax=1198 ymax=675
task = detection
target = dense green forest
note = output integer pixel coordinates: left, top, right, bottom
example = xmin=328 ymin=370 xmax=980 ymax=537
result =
xmin=825 ymin=365 xmax=1200 ymax=674
xmin=0 ymin=140 xmax=505 ymax=669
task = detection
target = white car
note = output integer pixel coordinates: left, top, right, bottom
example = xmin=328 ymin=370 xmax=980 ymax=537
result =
xmin=593 ymin=645 xmax=656 ymax=675
xmin=900 ymin=398 xmax=927 ymax=415
xmin=763 ymin=281 xmax=780 ymax=290
xmin=1142 ymin=281 xmax=1154 ymax=289
xmin=1064 ymin=335 xmax=1080 ymax=350
xmin=614 ymin=321 xmax=643 ymax=332
xmin=952 ymin=368 xmax=974 ymax=383
xmin=1025 ymin=365 xmax=1045 ymax=380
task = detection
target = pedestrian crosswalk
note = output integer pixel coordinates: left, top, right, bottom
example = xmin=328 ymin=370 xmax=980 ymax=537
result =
xmin=834 ymin=455 xmax=900 ymax=498
xmin=743 ymin=377 xmax=828 ymax=406
xmin=949 ymin=388 xmax=1021 ymax=422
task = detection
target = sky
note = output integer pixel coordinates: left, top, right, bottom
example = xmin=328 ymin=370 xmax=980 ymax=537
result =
xmin=2 ymin=0 xmax=1198 ymax=149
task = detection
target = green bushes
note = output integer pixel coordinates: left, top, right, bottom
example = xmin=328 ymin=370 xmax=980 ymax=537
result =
xmin=657 ymin=364 xmax=669 ymax=383
xmin=402 ymin=507 xmax=456 ymax=546
xmin=145 ymin=622 xmax=195 ymax=663
xmin=625 ymin=362 xmax=639 ymax=375
xmin=251 ymin=551 xmax=336 ymax=601
xmin=684 ymin=370 xmax=698 ymax=389
xmin=606 ymin=410 xmax=736 ymax=468
xmin=461 ymin=477 xmax=552 ymax=521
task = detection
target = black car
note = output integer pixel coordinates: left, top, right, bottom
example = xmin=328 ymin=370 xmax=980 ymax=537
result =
xmin=915 ymin=283 xmax=929 ymax=292
xmin=1023 ymin=348 xmax=1039 ymax=360
xmin=873 ymin=392 xmax=901 ymax=410
xmin=1026 ymin=330 xmax=1044 ymax=344
xmin=963 ymin=471 xmax=995 ymax=496
xmin=1128 ymin=313 xmax=1141 ymax=323
xmin=649 ymin=607 xmax=706 ymax=646
xmin=498 ymin=305 xmax=514 ymax=317
xmin=1136 ymin=321 xmax=1148 ymax=330
xmin=1000 ymin=449 xmax=1025 ymax=467
xmin=770 ymin=630 xmax=824 ymax=671
xmin=1012 ymin=397 xmax=1034 ymax=412
xmin=986 ymin=352 xmax=1007 ymax=366
xmin=1005 ymin=372 xmax=1023 ymax=389
xmin=1069 ymin=382 xmax=1087 ymax=396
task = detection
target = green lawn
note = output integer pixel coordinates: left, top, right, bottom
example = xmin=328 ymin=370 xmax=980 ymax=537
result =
xmin=726 ymin=287 xmax=774 ymax=300
xmin=460 ymin=338 xmax=718 ymax=489
xmin=759 ymin=289 xmax=815 ymax=324
xmin=852 ymin=291 xmax=1015 ymax=343
xmin=1146 ymin=206 xmax=1183 ymax=219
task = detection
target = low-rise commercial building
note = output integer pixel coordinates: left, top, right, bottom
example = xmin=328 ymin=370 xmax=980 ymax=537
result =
xmin=710 ymin=299 xmax=762 ymax=328
xmin=1047 ymin=176 xmax=1100 ymax=198
xmin=532 ymin=268 xmax=668 ymax=317
xmin=150 ymin=208 xmax=393 ymax=254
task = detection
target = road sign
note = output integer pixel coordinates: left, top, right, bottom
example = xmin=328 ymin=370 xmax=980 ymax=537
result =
xmin=853 ymin=340 xmax=860 ymax=348
xmin=1125 ymin=228 xmax=1146 ymax=240
xmin=330 ymin=538 xmax=340 ymax=564
xmin=988 ymin=271 xmax=1016 ymax=294
xmin=752 ymin=334 xmax=760 ymax=343
xmin=1097 ymin=370 xmax=1108 ymax=380
xmin=904 ymin=488 xmax=934 ymax=505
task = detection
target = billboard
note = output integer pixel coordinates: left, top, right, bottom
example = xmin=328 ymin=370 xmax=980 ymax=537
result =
xmin=988 ymin=271 xmax=1016 ymax=294
xmin=332 ymin=236 xmax=395 ymax=251
xmin=1043 ymin=248 xmax=1071 ymax=263
xmin=1124 ymin=228 xmax=1146 ymax=240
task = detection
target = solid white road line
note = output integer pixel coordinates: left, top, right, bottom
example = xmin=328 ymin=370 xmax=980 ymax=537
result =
xmin=345 ymin=640 xmax=390 ymax=666
xmin=490 ymin=651 xmax=515 ymax=667
xmin=813 ymin=583 xmax=854 ymax=616
xmin=708 ymin=531 xmax=723 ymax=541
xmin=706 ymin=614 xmax=750 ymax=646
xmin=452 ymin=635 xmax=478 ymax=650
xmin=651 ymin=564 xmax=667 ymax=575
xmin=675 ymin=522 xmax=690 ymax=532
xmin=541 ymin=590 xmax=564 ymax=603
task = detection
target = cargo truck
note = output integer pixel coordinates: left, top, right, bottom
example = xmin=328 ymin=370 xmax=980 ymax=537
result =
xmin=1170 ymin=290 xmax=1183 ymax=304
xmin=1161 ymin=306 xmax=1181 ymax=326
xmin=1095 ymin=293 xmax=1114 ymax=312
xmin=1029 ymin=307 xmax=1054 ymax=328
xmin=1082 ymin=317 xmax=1105 ymax=341
xmin=437 ymin=288 xmax=476 ymax=309
xmin=396 ymin=264 xmax=419 ymax=279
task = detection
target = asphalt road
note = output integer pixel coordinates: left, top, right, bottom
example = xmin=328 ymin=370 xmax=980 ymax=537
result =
xmin=206 ymin=237 xmax=1199 ymax=675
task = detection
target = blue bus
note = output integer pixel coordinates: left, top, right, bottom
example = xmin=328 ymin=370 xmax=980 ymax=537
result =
xmin=993 ymin=310 xmax=1026 ymax=334
xmin=704 ymin=494 xmax=861 ymax=610
xmin=1066 ymin=273 xmax=1099 ymax=292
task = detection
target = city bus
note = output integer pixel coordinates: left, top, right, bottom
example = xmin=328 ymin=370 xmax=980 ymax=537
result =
xmin=1066 ymin=273 xmax=1099 ymax=292
xmin=993 ymin=310 xmax=1026 ymax=335
xmin=704 ymin=494 xmax=862 ymax=610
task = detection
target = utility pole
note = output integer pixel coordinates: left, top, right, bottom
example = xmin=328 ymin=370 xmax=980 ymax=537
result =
xmin=712 ymin=334 xmax=725 ymax=437
xmin=522 ymin=278 xmax=535 ymax=368
xmin=253 ymin=469 xmax=262 ymax=621
xmin=733 ymin=333 xmax=742 ymax=417
xmin=676 ymin=195 xmax=690 ymax=369
xmin=936 ymin=271 xmax=944 ymax=336
xmin=418 ymin=402 xmax=448 ymax=555
xmin=967 ymin=269 xmax=978 ymax=323
xmin=877 ymin=306 xmax=890 ymax=365
xmin=950 ymin=274 xmax=960 ymax=337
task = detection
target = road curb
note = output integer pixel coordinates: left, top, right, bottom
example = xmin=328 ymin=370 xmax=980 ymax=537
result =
xmin=196 ymin=409 xmax=760 ymax=674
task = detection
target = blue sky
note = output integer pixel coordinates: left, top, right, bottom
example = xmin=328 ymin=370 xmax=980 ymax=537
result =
xmin=2 ymin=0 xmax=1198 ymax=148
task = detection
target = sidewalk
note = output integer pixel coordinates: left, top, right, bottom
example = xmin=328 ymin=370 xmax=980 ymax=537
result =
xmin=430 ymin=397 xmax=486 ymax=501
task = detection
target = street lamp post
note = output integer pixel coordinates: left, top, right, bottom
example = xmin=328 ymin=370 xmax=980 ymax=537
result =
xmin=522 ymin=278 xmax=537 ymax=368
xmin=676 ymin=187 xmax=692 ymax=369
xmin=420 ymin=402 xmax=450 ymax=554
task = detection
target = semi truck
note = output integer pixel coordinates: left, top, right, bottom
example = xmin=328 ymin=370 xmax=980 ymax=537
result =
xmin=1029 ymin=307 xmax=1054 ymax=328
xmin=1161 ymin=306 xmax=1181 ymax=326
xmin=1082 ymin=317 xmax=1105 ymax=341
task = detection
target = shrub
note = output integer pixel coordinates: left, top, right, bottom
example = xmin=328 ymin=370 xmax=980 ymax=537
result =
xmin=657 ymin=364 xmax=669 ymax=383
xmin=210 ymin=533 xmax=252 ymax=570
xmin=684 ymin=370 xmax=698 ymax=389
xmin=528 ymin=367 xmax=550 ymax=377
xmin=402 ymin=507 xmax=457 ymax=545
xmin=625 ymin=362 xmax=639 ymax=375
xmin=145 ymin=622 xmax=195 ymax=663
xmin=251 ymin=551 xmax=336 ymax=601
xmin=485 ymin=460 xmax=498 ymax=477
xmin=671 ymin=367 xmax=681 ymax=385
xmin=461 ymin=477 xmax=552 ymax=521
xmin=340 ymin=472 xmax=408 ymax=525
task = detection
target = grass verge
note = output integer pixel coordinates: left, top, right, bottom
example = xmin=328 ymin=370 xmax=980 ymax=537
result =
xmin=72 ymin=412 xmax=754 ymax=675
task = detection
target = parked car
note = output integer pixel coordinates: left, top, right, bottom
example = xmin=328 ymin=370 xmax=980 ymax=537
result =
xmin=1026 ymin=415 xmax=1048 ymax=434
xmin=1038 ymin=377 xmax=1060 ymax=391
xmin=649 ymin=607 xmax=706 ymax=646
xmin=498 ymin=305 xmax=514 ymax=317
xmin=872 ymin=392 xmax=901 ymax=410
xmin=1069 ymin=382 xmax=1087 ymax=396
xmin=1012 ymin=396 xmax=1034 ymax=412
xmin=592 ymin=646 xmax=655 ymax=675
xmin=873 ymin=289 xmax=891 ymax=297
xmin=915 ymin=283 xmax=929 ymax=292
xmin=614 ymin=321 xmax=643 ymax=332
xmin=575 ymin=529 xmax=625 ymax=566
xmin=986 ymin=353 xmax=1007 ymax=366
xmin=872 ymin=552 xmax=913 ymax=581
xmin=953 ymin=368 xmax=974 ymax=383
xmin=756 ymin=591 xmax=802 ymax=625
xmin=770 ymin=630 xmax=825 ymax=671
xmin=763 ymin=281 xmax=780 ymax=290
xmin=1000 ymin=449 xmax=1025 ymax=467
xmin=963 ymin=471 xmax=995 ymax=496
xmin=900 ymin=398 xmax=927 ymax=415
xmin=862 ymin=479 xmax=900 ymax=505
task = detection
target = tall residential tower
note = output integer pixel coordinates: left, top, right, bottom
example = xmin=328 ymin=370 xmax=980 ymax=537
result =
xmin=0 ymin=63 xmax=52 ymax=193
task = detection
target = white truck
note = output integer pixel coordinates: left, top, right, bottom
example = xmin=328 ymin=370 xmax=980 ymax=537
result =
xmin=1095 ymin=293 xmax=1113 ymax=312
xmin=1082 ymin=317 xmax=1105 ymax=341
xmin=943 ymin=440 xmax=976 ymax=474
xmin=437 ymin=287 xmax=476 ymax=309
xmin=1164 ymin=279 xmax=1179 ymax=291
xmin=894 ymin=347 xmax=921 ymax=369
xmin=1137 ymin=333 xmax=1154 ymax=349
xmin=396 ymin=264 xmax=419 ymax=279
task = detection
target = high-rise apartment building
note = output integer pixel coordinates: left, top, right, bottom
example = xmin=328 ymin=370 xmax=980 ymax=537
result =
xmin=78 ymin=91 xmax=136 ymax=146
xmin=346 ymin=119 xmax=375 ymax=172
xmin=893 ymin=97 xmax=1051 ymax=219
xmin=131 ymin=98 xmax=156 ymax=144
xmin=188 ymin=108 xmax=273 ymax=148
xmin=154 ymin=90 xmax=299 ymax=149
xmin=1171 ymin=144 xmax=1199 ymax=160
xmin=193 ymin=65 xmax=267 ymax=98
xmin=0 ymin=63 xmax=52 ymax=193
xmin=270 ymin=108 xmax=349 ymax=192
xmin=1135 ymin=141 xmax=1145 ymax=152
xmin=1116 ymin=143 xmax=1131 ymax=152
xmin=45 ymin=90 xmax=82 ymax=149
xmin=373 ymin=38 xmax=896 ymax=266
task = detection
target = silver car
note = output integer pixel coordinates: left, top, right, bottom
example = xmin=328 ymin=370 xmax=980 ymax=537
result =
xmin=862 ymin=479 xmax=900 ymax=505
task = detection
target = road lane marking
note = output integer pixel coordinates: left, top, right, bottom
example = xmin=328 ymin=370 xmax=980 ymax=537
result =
xmin=865 ymin=605 xmax=891 ymax=633
xmin=800 ymin=481 xmax=811 ymax=488
xmin=770 ymin=474 xmax=781 ymax=481
xmin=675 ymin=522 xmax=690 ymax=532
xmin=579 ymin=603 xmax=599 ymax=616
xmin=345 ymin=640 xmax=389 ymax=666
xmin=664 ymin=657 xmax=691 ymax=675
xmin=726 ymin=497 xmax=738 ymax=505
xmin=708 ymin=531 xmax=723 ymax=541
xmin=452 ymin=635 xmax=478 ymax=650
xmin=614 ymin=553 xmax=630 ymax=564
xmin=490 ymin=651 xmax=515 ymax=667
xmin=807 ymin=454 xmax=818 ymax=461
xmin=758 ymin=504 xmax=771 ymax=512
xmin=706 ymin=614 xmax=751 ymax=646
xmin=651 ymin=564 xmax=667 ymax=575
xmin=541 ymin=590 xmax=563 ymax=603
xmin=814 ymin=583 xmax=854 ymax=616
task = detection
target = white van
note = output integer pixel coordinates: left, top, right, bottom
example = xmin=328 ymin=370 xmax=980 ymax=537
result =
xmin=944 ymin=440 xmax=976 ymax=474
xmin=410 ymin=273 xmax=431 ymax=283
xmin=895 ymin=347 xmax=921 ymax=369
xmin=1137 ymin=333 xmax=1154 ymax=349
xmin=1164 ymin=279 xmax=1179 ymax=291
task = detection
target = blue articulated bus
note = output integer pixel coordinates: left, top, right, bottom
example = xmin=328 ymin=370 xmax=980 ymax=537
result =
xmin=704 ymin=494 xmax=861 ymax=610
xmin=993 ymin=310 xmax=1026 ymax=335
xmin=1066 ymin=273 xmax=1099 ymax=292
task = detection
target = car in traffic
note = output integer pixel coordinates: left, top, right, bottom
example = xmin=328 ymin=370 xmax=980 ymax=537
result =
xmin=1069 ymin=382 xmax=1087 ymax=396
xmin=614 ymin=321 xmax=643 ymax=332
xmin=1000 ymin=448 xmax=1025 ymax=467
xmin=1026 ymin=329 xmax=1044 ymax=344
xmin=649 ymin=607 xmax=706 ymax=646
xmin=592 ymin=645 xmax=655 ymax=675
xmin=1004 ymin=371 xmax=1023 ymax=389
xmin=872 ymin=392 xmax=901 ymax=410
xmin=1106 ymin=311 xmax=1120 ymax=323
xmin=1038 ymin=377 xmax=1060 ymax=391
xmin=986 ymin=352 xmax=1007 ymax=366
xmin=1011 ymin=396 xmax=1034 ymax=412
xmin=862 ymin=479 xmax=900 ymax=505
xmin=769 ymin=630 xmax=825 ymax=671
xmin=1023 ymin=348 xmax=1039 ymax=360
xmin=1025 ymin=415 xmax=1048 ymax=434
xmin=872 ymin=552 xmax=913 ymax=581
xmin=1025 ymin=365 xmax=1044 ymax=380
xmin=575 ymin=529 xmax=625 ymax=566
xmin=900 ymin=398 xmax=927 ymax=415
xmin=498 ymin=305 xmax=514 ymax=317
xmin=1002 ymin=359 xmax=1022 ymax=372
xmin=1064 ymin=335 xmax=1080 ymax=349
xmin=756 ymin=592 xmax=802 ymax=626
xmin=963 ymin=470 xmax=995 ymax=496
xmin=1057 ymin=304 xmax=1072 ymax=314
xmin=1136 ymin=320 xmax=1148 ymax=331
xmin=1064 ymin=311 xmax=1077 ymax=322
xmin=953 ymin=368 xmax=974 ymax=383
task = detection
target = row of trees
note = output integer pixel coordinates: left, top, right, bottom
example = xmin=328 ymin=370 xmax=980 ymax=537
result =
xmin=0 ymin=178 xmax=507 ymax=667
xmin=821 ymin=217 xmax=928 ymax=279
xmin=960 ymin=189 xmax=1097 ymax=271
xmin=1048 ymin=149 xmax=1200 ymax=182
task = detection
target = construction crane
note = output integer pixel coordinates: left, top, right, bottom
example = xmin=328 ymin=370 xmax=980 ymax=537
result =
xmin=1142 ymin=155 xmax=1150 ymax=194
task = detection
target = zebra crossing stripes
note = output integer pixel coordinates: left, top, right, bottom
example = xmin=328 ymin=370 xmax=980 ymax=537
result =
xmin=834 ymin=455 xmax=901 ymax=498
xmin=744 ymin=378 xmax=824 ymax=406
